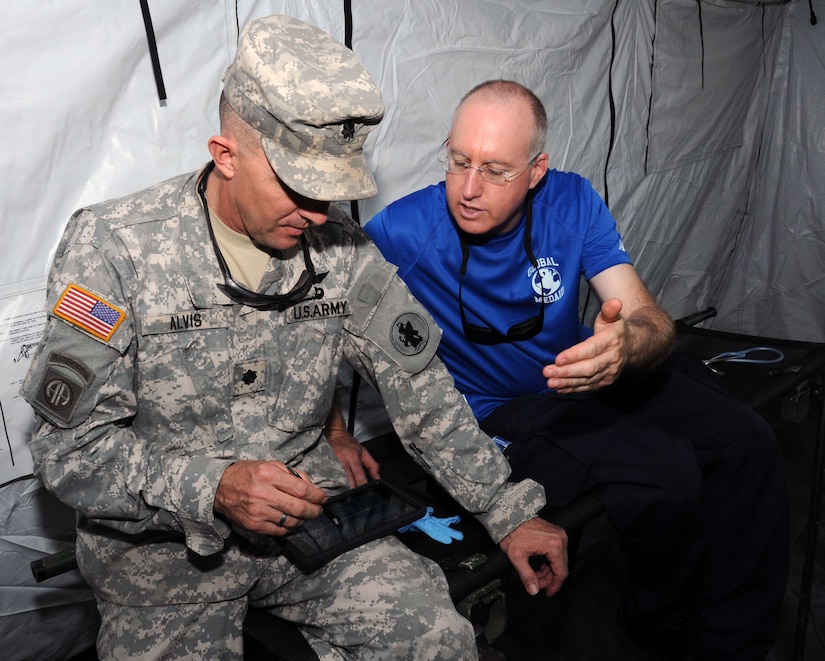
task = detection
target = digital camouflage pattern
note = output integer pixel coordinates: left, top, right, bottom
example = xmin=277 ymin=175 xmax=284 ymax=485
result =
xmin=21 ymin=165 xmax=546 ymax=658
xmin=98 ymin=538 xmax=476 ymax=660
xmin=223 ymin=14 xmax=384 ymax=202
xmin=21 ymin=15 xmax=545 ymax=658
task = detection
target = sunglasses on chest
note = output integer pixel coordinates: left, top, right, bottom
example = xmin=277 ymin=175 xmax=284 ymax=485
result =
xmin=458 ymin=198 xmax=545 ymax=345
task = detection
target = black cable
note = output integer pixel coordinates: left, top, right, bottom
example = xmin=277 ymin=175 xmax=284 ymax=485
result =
xmin=696 ymin=0 xmax=705 ymax=89
xmin=603 ymin=0 xmax=618 ymax=210
xmin=346 ymin=373 xmax=360 ymax=436
xmin=643 ymin=0 xmax=659 ymax=173
xmin=344 ymin=0 xmax=354 ymax=49
xmin=342 ymin=0 xmax=362 ymax=432
xmin=585 ymin=0 xmax=620 ymax=326
xmin=762 ymin=5 xmax=767 ymax=75
xmin=342 ymin=0 xmax=362 ymax=228
xmin=0 ymin=399 xmax=13 ymax=468
xmin=0 ymin=473 xmax=36 ymax=490
xmin=138 ymin=0 xmax=167 ymax=103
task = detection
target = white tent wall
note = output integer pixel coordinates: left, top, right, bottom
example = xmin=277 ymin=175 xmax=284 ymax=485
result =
xmin=715 ymin=3 xmax=825 ymax=338
xmin=353 ymin=0 xmax=823 ymax=339
xmin=1 ymin=5 xmax=241 ymax=659
xmin=0 ymin=1 xmax=822 ymax=658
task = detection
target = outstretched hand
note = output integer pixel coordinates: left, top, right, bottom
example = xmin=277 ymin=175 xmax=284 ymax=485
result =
xmin=499 ymin=517 xmax=569 ymax=597
xmin=543 ymin=298 xmax=627 ymax=393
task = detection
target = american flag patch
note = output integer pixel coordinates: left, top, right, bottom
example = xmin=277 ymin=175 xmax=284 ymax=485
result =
xmin=54 ymin=284 xmax=126 ymax=342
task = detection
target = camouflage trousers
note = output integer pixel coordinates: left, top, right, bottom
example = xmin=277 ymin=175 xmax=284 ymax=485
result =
xmin=95 ymin=536 xmax=477 ymax=660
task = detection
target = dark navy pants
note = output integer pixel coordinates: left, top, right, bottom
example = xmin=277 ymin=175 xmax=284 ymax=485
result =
xmin=480 ymin=355 xmax=789 ymax=661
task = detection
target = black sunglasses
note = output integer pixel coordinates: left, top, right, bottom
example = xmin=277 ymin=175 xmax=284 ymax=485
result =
xmin=458 ymin=198 xmax=544 ymax=345
xmin=197 ymin=163 xmax=317 ymax=311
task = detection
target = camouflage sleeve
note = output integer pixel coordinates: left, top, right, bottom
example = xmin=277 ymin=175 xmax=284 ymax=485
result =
xmin=341 ymin=227 xmax=547 ymax=543
xmin=20 ymin=211 xmax=230 ymax=556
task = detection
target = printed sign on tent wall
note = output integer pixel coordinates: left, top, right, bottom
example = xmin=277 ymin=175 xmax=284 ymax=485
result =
xmin=0 ymin=288 xmax=47 ymax=486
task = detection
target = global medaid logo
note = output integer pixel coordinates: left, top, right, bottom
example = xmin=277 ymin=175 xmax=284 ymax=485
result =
xmin=528 ymin=256 xmax=564 ymax=303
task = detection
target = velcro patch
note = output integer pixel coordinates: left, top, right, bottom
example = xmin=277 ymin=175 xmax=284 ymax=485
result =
xmin=142 ymin=309 xmax=229 ymax=335
xmin=391 ymin=312 xmax=430 ymax=356
xmin=233 ymin=359 xmax=267 ymax=396
xmin=286 ymin=298 xmax=351 ymax=323
xmin=54 ymin=284 xmax=126 ymax=342
xmin=34 ymin=352 xmax=96 ymax=424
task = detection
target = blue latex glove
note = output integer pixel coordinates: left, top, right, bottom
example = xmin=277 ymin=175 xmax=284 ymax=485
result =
xmin=398 ymin=507 xmax=464 ymax=544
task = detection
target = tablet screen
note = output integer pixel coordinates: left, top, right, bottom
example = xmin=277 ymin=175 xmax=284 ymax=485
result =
xmin=279 ymin=480 xmax=426 ymax=573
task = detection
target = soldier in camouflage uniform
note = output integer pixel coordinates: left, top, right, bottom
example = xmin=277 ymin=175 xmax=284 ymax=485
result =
xmin=21 ymin=14 xmax=568 ymax=661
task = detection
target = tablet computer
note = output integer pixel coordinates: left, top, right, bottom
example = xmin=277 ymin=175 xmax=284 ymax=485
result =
xmin=279 ymin=479 xmax=427 ymax=573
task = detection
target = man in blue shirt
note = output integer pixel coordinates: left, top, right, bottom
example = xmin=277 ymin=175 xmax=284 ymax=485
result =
xmin=364 ymin=80 xmax=789 ymax=660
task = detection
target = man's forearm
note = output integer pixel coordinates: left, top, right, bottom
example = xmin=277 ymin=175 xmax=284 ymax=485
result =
xmin=624 ymin=305 xmax=675 ymax=370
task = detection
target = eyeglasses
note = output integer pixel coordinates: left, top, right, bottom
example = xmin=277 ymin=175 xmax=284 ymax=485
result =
xmin=439 ymin=141 xmax=539 ymax=186
xmin=458 ymin=198 xmax=544 ymax=345
xmin=197 ymin=164 xmax=318 ymax=311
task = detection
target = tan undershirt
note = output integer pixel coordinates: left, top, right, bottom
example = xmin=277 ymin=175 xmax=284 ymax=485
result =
xmin=208 ymin=207 xmax=270 ymax=290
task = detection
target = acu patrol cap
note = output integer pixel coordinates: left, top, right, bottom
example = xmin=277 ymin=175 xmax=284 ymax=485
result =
xmin=222 ymin=14 xmax=384 ymax=202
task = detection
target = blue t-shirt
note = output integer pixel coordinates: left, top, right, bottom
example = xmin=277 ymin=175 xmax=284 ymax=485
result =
xmin=365 ymin=170 xmax=631 ymax=421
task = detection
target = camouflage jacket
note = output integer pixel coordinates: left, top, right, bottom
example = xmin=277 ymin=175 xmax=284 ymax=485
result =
xmin=21 ymin=165 xmax=546 ymax=605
